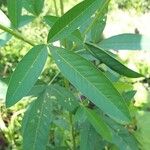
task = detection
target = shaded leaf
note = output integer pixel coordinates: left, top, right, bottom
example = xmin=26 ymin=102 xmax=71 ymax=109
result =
xmin=83 ymin=107 xmax=112 ymax=141
xmin=27 ymin=84 xmax=46 ymax=97
xmin=6 ymin=45 xmax=48 ymax=107
xmin=47 ymin=0 xmax=110 ymax=42
xmin=104 ymin=116 xmax=139 ymax=150
xmin=98 ymin=34 xmax=150 ymax=50
xmin=80 ymin=121 xmax=106 ymax=150
xmin=50 ymin=46 xmax=131 ymax=124
xmin=44 ymin=15 xmax=59 ymax=27
xmin=122 ymin=90 xmax=136 ymax=102
xmin=49 ymin=84 xmax=79 ymax=112
xmin=85 ymin=42 xmax=143 ymax=78
xmin=22 ymin=89 xmax=52 ymax=150
xmin=19 ymin=15 xmax=35 ymax=27
xmin=23 ymin=0 xmax=44 ymax=16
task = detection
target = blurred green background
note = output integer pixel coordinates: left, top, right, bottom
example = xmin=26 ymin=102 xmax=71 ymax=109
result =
xmin=0 ymin=0 xmax=150 ymax=149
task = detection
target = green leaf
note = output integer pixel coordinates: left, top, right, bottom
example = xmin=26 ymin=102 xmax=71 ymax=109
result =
xmin=91 ymin=6 xmax=108 ymax=43
xmin=85 ymin=43 xmax=143 ymax=78
xmin=6 ymin=45 xmax=48 ymax=107
xmin=105 ymin=117 xmax=139 ymax=150
xmin=80 ymin=121 xmax=106 ymax=150
xmin=50 ymin=46 xmax=131 ymax=124
xmin=7 ymin=0 xmax=22 ymax=28
xmin=83 ymin=107 xmax=112 ymax=141
xmin=23 ymin=0 xmax=44 ymax=16
xmin=135 ymin=111 xmax=150 ymax=150
xmin=47 ymin=0 xmax=110 ymax=42
xmin=27 ymin=84 xmax=46 ymax=97
xmin=43 ymin=15 xmax=59 ymax=27
xmin=122 ymin=90 xmax=136 ymax=102
xmin=22 ymin=89 xmax=52 ymax=150
xmin=19 ymin=15 xmax=35 ymax=27
xmin=98 ymin=34 xmax=150 ymax=50
xmin=49 ymin=84 xmax=79 ymax=112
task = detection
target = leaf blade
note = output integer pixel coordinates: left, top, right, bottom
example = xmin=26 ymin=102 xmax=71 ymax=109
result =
xmin=47 ymin=0 xmax=110 ymax=42
xmin=49 ymin=84 xmax=79 ymax=112
xmin=7 ymin=0 xmax=22 ymax=28
xmin=50 ymin=46 xmax=131 ymax=124
xmin=6 ymin=45 xmax=48 ymax=107
xmin=83 ymin=107 xmax=112 ymax=142
xmin=85 ymin=42 xmax=143 ymax=78
xmin=23 ymin=0 xmax=44 ymax=16
xmin=22 ymin=89 xmax=52 ymax=150
xmin=98 ymin=33 xmax=150 ymax=50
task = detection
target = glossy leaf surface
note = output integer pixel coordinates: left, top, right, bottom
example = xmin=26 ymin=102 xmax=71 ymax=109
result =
xmin=47 ymin=0 xmax=110 ymax=42
xmin=98 ymin=34 xmax=150 ymax=50
xmin=50 ymin=46 xmax=131 ymax=124
xmin=6 ymin=45 xmax=48 ymax=107
xmin=85 ymin=43 xmax=143 ymax=78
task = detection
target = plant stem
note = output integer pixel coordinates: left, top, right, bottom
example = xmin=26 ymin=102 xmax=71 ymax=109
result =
xmin=53 ymin=0 xmax=59 ymax=16
xmin=60 ymin=0 xmax=64 ymax=16
xmin=48 ymin=72 xmax=60 ymax=85
xmin=0 ymin=24 xmax=35 ymax=46
xmin=69 ymin=113 xmax=76 ymax=150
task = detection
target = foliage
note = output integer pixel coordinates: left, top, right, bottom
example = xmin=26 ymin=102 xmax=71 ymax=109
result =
xmin=113 ymin=0 xmax=150 ymax=13
xmin=0 ymin=0 xmax=150 ymax=150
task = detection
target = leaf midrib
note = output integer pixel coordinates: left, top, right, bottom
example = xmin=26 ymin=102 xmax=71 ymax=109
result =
xmin=32 ymin=92 xmax=47 ymax=150
xmin=85 ymin=108 xmax=110 ymax=140
xmin=87 ymin=43 xmax=141 ymax=77
xmin=8 ymin=47 xmax=45 ymax=103
xmin=55 ymin=50 xmax=127 ymax=119
xmin=49 ymin=0 xmax=99 ymax=41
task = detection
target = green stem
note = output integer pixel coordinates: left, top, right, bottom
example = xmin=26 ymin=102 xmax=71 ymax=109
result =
xmin=0 ymin=24 xmax=35 ymax=46
xmin=53 ymin=0 xmax=59 ymax=16
xmin=60 ymin=0 xmax=64 ymax=16
xmin=48 ymin=71 xmax=60 ymax=85
xmin=69 ymin=113 xmax=76 ymax=150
